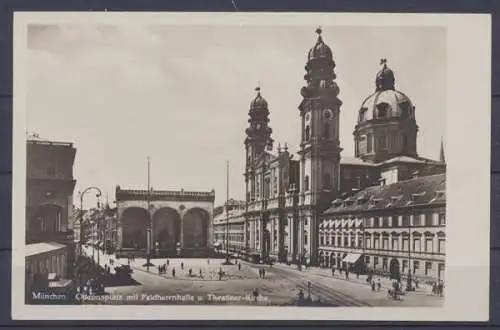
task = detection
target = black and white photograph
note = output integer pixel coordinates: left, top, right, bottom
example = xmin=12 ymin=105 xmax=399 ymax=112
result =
xmin=12 ymin=13 xmax=490 ymax=321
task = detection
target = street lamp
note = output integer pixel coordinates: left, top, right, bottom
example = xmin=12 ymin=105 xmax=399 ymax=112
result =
xmin=79 ymin=186 xmax=103 ymax=248
xmin=407 ymin=214 xmax=413 ymax=291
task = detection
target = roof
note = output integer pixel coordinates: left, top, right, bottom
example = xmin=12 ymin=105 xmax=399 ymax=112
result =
xmin=26 ymin=242 xmax=67 ymax=257
xmin=324 ymin=173 xmax=446 ymax=215
xmin=378 ymin=155 xmax=444 ymax=167
xmin=340 ymin=156 xmax=376 ymax=167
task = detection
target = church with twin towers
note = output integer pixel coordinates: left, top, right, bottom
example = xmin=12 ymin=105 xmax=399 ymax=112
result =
xmin=215 ymin=27 xmax=446 ymax=272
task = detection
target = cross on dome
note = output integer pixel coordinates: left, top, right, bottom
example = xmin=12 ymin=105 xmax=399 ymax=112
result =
xmin=380 ymin=58 xmax=388 ymax=67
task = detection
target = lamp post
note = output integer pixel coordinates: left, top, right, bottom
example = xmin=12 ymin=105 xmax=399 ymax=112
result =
xmin=222 ymin=161 xmax=234 ymax=265
xmin=79 ymin=186 xmax=102 ymax=249
xmin=143 ymin=156 xmax=155 ymax=268
xmin=407 ymin=215 xmax=413 ymax=291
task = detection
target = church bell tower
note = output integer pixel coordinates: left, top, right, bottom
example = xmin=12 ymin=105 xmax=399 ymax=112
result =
xmin=298 ymin=27 xmax=342 ymax=207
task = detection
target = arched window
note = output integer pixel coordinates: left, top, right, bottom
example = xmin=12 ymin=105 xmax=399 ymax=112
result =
xmin=359 ymin=107 xmax=368 ymax=122
xmin=304 ymin=175 xmax=310 ymax=191
xmin=376 ymin=103 xmax=389 ymax=118
xmin=359 ymin=135 xmax=367 ymax=154
xmin=305 ymin=126 xmax=310 ymax=142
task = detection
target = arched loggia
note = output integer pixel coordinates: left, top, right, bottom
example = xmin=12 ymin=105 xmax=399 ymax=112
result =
xmin=152 ymin=207 xmax=181 ymax=249
xmin=182 ymin=208 xmax=209 ymax=248
xmin=121 ymin=207 xmax=149 ymax=249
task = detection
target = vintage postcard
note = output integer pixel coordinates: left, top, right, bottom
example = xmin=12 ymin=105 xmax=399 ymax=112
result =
xmin=11 ymin=12 xmax=491 ymax=321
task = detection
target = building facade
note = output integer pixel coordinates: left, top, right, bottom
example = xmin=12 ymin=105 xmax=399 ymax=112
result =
xmin=25 ymin=139 xmax=77 ymax=299
xmin=213 ymin=28 xmax=446 ymax=281
xmin=319 ymin=173 xmax=446 ymax=282
xmin=115 ymin=187 xmax=215 ymax=257
xmin=213 ymin=199 xmax=246 ymax=256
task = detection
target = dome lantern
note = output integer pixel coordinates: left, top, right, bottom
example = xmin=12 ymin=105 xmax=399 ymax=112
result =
xmin=375 ymin=58 xmax=396 ymax=91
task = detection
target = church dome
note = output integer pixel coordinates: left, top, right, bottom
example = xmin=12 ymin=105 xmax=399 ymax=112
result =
xmin=307 ymin=27 xmax=333 ymax=62
xmin=250 ymin=87 xmax=268 ymax=109
xmin=358 ymin=59 xmax=414 ymax=124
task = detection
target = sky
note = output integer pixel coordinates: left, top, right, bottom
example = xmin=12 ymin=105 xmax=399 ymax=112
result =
xmin=26 ymin=24 xmax=446 ymax=208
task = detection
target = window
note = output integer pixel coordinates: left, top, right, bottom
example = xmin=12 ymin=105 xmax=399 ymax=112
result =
xmin=344 ymin=237 xmax=349 ymax=247
xmin=304 ymin=234 xmax=308 ymax=245
xmin=414 ymin=214 xmax=422 ymax=226
xmin=357 ymin=237 xmax=362 ymax=248
xmin=374 ymin=256 xmax=379 ymax=267
xmin=392 ymin=237 xmax=399 ymax=250
xmin=305 ymin=126 xmax=310 ymax=142
xmin=400 ymin=101 xmax=410 ymax=119
xmin=438 ymin=263 xmax=445 ymax=280
xmin=425 ymin=238 xmax=434 ymax=253
xmin=392 ymin=216 xmax=399 ymax=227
xmin=320 ymin=235 xmax=324 ymax=246
xmin=413 ymin=238 xmax=421 ymax=252
xmin=425 ymin=262 xmax=432 ymax=276
xmin=367 ymin=134 xmax=373 ymax=153
xmin=402 ymin=260 xmax=408 ymax=273
xmin=403 ymin=238 xmax=409 ymax=251
xmin=359 ymin=107 xmax=368 ymax=122
xmin=383 ymin=238 xmax=389 ymax=250
xmin=383 ymin=258 xmax=388 ymax=270
xmin=413 ymin=261 xmax=420 ymax=274
xmin=326 ymin=235 xmax=330 ymax=246
xmin=378 ymin=136 xmax=387 ymax=150
xmin=365 ymin=256 xmax=370 ymax=264
xmin=438 ymin=239 xmax=445 ymax=254
xmin=402 ymin=215 xmax=410 ymax=226
xmin=304 ymin=218 xmax=308 ymax=226
xmin=304 ymin=176 xmax=310 ymax=191
xmin=439 ymin=214 xmax=446 ymax=225
xmin=365 ymin=238 xmax=371 ymax=249
xmin=382 ymin=217 xmax=389 ymax=227
xmin=337 ymin=236 xmax=341 ymax=246
xmin=373 ymin=217 xmax=379 ymax=228
xmin=374 ymin=237 xmax=380 ymax=249
xmin=376 ymin=102 xmax=389 ymax=118
xmin=425 ymin=213 xmax=433 ymax=226
xmin=359 ymin=135 xmax=367 ymax=154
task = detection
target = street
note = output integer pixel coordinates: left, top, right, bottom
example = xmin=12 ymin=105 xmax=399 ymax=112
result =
xmin=80 ymin=246 xmax=443 ymax=307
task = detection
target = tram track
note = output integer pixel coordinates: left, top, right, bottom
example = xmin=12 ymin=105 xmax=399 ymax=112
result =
xmin=269 ymin=266 xmax=371 ymax=307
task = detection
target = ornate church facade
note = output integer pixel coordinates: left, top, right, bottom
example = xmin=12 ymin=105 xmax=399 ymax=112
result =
xmin=217 ymin=28 xmax=446 ymax=270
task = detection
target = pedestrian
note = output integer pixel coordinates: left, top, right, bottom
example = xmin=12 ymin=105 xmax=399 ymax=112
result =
xmin=258 ymin=268 xmax=262 ymax=278
xmin=158 ymin=265 xmax=161 ymax=275
xmin=253 ymin=288 xmax=260 ymax=303
xmin=207 ymin=258 xmax=210 ymax=264
xmin=199 ymin=269 xmax=203 ymax=278
xmin=166 ymin=259 xmax=170 ymax=266
xmin=189 ymin=268 xmax=192 ymax=276
xmin=238 ymin=263 xmax=241 ymax=271
xmin=345 ymin=270 xmax=349 ymax=280
xmin=331 ymin=267 xmax=335 ymax=277
xmin=371 ymin=280 xmax=376 ymax=291
xmin=262 ymin=268 xmax=266 ymax=279
xmin=181 ymin=262 xmax=184 ymax=270
xmin=218 ymin=268 xmax=223 ymax=281
xmin=377 ymin=279 xmax=381 ymax=291
xmin=172 ymin=267 xmax=176 ymax=278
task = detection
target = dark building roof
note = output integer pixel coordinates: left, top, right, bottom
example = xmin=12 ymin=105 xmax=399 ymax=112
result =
xmin=324 ymin=173 xmax=445 ymax=215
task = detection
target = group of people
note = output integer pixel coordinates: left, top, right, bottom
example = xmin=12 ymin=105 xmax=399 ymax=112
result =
xmin=431 ymin=280 xmax=445 ymax=297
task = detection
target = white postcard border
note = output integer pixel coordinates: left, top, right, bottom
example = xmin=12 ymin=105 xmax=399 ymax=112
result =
xmin=11 ymin=12 xmax=491 ymax=321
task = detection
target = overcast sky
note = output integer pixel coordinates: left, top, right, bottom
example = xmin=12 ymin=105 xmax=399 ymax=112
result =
xmin=26 ymin=24 xmax=446 ymax=208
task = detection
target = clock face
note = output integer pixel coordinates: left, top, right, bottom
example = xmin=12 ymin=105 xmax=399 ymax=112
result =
xmin=323 ymin=109 xmax=333 ymax=119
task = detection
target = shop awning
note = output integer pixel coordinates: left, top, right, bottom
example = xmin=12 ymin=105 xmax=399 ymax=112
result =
xmin=342 ymin=253 xmax=362 ymax=263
